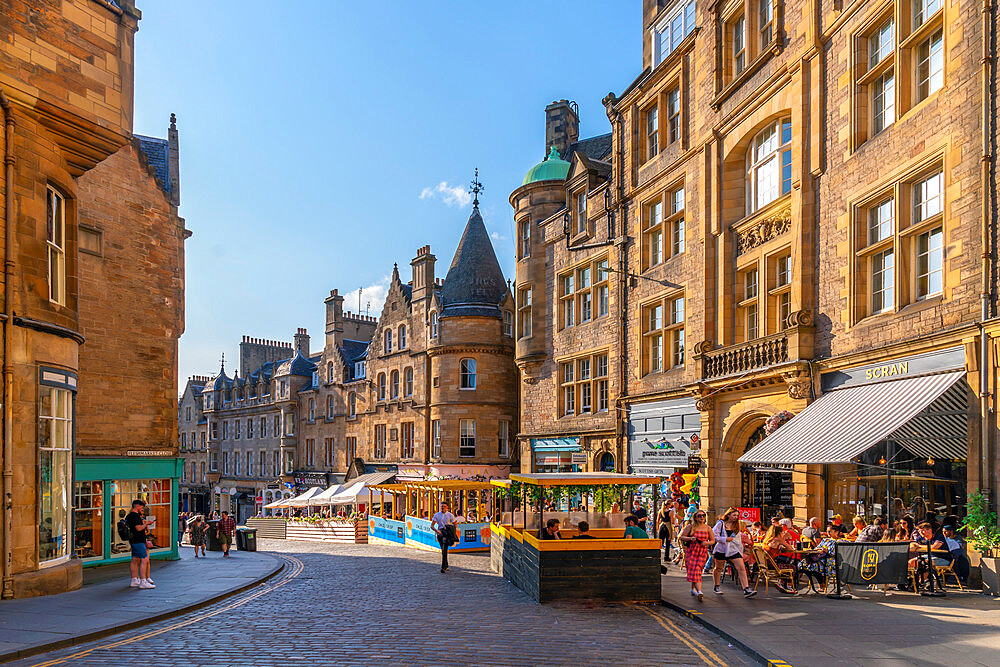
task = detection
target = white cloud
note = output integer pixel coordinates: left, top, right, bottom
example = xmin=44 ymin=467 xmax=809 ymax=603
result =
xmin=419 ymin=181 xmax=472 ymax=208
xmin=344 ymin=275 xmax=390 ymax=318
xmin=491 ymin=231 xmax=506 ymax=241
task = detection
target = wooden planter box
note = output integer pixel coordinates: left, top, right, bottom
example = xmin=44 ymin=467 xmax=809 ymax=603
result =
xmin=491 ymin=524 xmax=660 ymax=603
xmin=285 ymin=521 xmax=368 ymax=544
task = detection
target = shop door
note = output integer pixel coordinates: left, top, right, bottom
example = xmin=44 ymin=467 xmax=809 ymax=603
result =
xmin=739 ymin=424 xmax=794 ymax=520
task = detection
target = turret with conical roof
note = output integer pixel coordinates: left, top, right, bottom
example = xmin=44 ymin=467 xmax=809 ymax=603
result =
xmin=439 ymin=204 xmax=507 ymax=319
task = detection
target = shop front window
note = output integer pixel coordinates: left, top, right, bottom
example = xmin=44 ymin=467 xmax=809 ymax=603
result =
xmin=110 ymin=479 xmax=171 ymax=557
xmin=39 ymin=385 xmax=73 ymax=563
xmin=73 ymin=481 xmax=103 ymax=561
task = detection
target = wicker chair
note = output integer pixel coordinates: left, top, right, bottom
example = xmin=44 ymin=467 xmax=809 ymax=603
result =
xmin=753 ymin=546 xmax=796 ymax=594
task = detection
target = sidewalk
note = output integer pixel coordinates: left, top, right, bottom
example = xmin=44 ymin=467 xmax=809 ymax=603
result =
xmin=660 ymin=568 xmax=1000 ymax=666
xmin=0 ymin=546 xmax=282 ymax=663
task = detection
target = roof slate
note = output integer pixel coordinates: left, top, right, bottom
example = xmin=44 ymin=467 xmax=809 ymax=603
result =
xmin=134 ymin=134 xmax=171 ymax=198
xmin=439 ymin=206 xmax=506 ymax=319
xmin=566 ymin=133 xmax=612 ymax=162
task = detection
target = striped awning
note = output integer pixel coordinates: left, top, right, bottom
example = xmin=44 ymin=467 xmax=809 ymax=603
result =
xmin=738 ymin=371 xmax=967 ymax=465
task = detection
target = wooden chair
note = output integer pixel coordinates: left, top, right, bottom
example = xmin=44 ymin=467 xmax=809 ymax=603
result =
xmin=753 ymin=546 xmax=796 ymax=594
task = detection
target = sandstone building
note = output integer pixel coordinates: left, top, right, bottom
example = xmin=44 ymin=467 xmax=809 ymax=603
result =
xmin=1 ymin=1 xmax=186 ymax=596
xmin=190 ymin=201 xmax=518 ymax=520
xmin=512 ymin=0 xmax=999 ymax=527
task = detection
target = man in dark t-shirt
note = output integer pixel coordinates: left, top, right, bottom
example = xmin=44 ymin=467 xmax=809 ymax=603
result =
xmin=632 ymin=499 xmax=649 ymax=533
xmin=126 ymin=500 xmax=155 ymax=589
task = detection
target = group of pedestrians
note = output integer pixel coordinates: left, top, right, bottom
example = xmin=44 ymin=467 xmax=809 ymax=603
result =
xmin=177 ymin=510 xmax=237 ymax=557
xmin=678 ymin=507 xmax=758 ymax=600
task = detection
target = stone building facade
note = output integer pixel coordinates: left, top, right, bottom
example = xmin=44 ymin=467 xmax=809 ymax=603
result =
xmin=192 ymin=202 xmax=519 ymax=519
xmin=178 ymin=375 xmax=211 ymax=513
xmin=512 ymin=0 xmax=1000 ymax=525
xmin=1 ymin=0 xmax=186 ymax=596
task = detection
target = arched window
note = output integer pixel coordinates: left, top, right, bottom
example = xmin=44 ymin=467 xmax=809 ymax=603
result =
xmin=384 ymin=329 xmax=392 ymax=354
xmin=404 ymin=367 xmax=413 ymax=396
xmin=460 ymin=358 xmax=477 ymax=390
xmin=327 ymin=394 xmax=335 ymax=418
xmin=430 ymin=312 xmax=439 ymax=338
xmin=398 ymin=324 xmax=407 ymax=349
xmin=390 ymin=370 xmax=399 ymax=399
xmin=308 ymin=398 xmax=315 ymax=421
xmin=348 ymin=392 xmax=356 ymax=418
xmin=327 ymin=362 xmax=334 ymax=383
xmin=377 ymin=373 xmax=386 ymax=401
xmin=746 ymin=117 xmax=792 ymax=213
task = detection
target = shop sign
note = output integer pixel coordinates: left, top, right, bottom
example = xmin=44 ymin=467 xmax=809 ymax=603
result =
xmin=628 ymin=398 xmax=699 ymax=470
xmin=822 ymin=346 xmax=965 ymax=391
xmin=292 ymin=472 xmax=328 ymax=486
xmin=687 ymin=455 xmax=702 ymax=469
xmin=228 ymin=488 xmax=237 ymax=496
xmin=213 ymin=486 xmax=221 ymax=493
xmin=570 ymin=452 xmax=587 ymax=464
xmin=255 ymin=496 xmax=263 ymax=503
xmin=126 ymin=450 xmax=173 ymax=457
xmin=737 ymin=507 xmax=760 ymax=523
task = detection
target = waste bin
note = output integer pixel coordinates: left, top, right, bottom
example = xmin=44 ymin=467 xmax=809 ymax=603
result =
xmin=207 ymin=519 xmax=222 ymax=551
xmin=236 ymin=527 xmax=257 ymax=552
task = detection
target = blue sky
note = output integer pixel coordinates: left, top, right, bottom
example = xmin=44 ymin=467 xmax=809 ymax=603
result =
xmin=131 ymin=2 xmax=639 ymax=385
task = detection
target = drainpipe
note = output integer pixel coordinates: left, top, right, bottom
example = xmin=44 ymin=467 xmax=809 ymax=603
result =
xmin=612 ymin=103 xmax=629 ymax=474
xmin=1 ymin=87 xmax=14 ymax=599
xmin=981 ymin=0 xmax=996 ymax=506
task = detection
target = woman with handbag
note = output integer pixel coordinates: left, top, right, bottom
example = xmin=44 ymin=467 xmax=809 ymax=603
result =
xmin=678 ymin=510 xmax=712 ymax=601
xmin=711 ymin=508 xmax=757 ymax=598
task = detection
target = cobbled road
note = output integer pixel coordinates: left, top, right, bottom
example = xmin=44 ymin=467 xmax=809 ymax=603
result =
xmin=12 ymin=539 xmax=752 ymax=667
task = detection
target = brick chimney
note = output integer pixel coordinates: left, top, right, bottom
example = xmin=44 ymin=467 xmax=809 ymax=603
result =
xmin=544 ymin=100 xmax=579 ymax=159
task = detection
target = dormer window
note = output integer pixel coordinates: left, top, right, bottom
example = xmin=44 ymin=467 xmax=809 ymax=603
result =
xmin=384 ymin=330 xmax=392 ymax=354
xmin=327 ymin=362 xmax=334 ymax=383
xmin=652 ymin=0 xmax=696 ymax=67
xmin=355 ymin=360 xmax=366 ymax=379
xmin=503 ymin=310 xmax=513 ymax=337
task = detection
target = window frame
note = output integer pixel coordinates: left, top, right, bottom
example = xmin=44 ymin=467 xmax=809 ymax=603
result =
xmin=746 ymin=117 xmax=792 ymax=214
xmin=559 ymin=352 xmax=611 ymax=417
xmin=517 ymin=286 xmax=532 ymax=338
xmin=459 ymin=358 xmax=477 ymax=390
xmin=641 ymin=293 xmax=685 ymax=375
xmin=46 ymin=186 xmax=67 ymax=306
xmin=459 ymin=419 xmax=476 ymax=458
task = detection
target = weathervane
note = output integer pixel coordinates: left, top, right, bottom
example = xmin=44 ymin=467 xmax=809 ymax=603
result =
xmin=469 ymin=168 xmax=483 ymax=207
xmin=220 ymin=352 xmax=226 ymax=372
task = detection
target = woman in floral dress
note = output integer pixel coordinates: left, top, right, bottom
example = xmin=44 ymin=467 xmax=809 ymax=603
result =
xmin=679 ymin=509 xmax=712 ymax=601
xmin=801 ymin=523 xmax=846 ymax=591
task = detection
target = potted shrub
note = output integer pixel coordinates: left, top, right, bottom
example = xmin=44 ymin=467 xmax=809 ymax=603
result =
xmin=963 ymin=490 xmax=1000 ymax=595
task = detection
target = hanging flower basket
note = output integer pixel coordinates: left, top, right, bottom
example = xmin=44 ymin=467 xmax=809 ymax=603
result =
xmin=764 ymin=410 xmax=794 ymax=435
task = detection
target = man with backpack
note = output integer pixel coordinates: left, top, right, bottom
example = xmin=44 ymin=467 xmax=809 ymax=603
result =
xmin=431 ymin=501 xmax=456 ymax=573
xmin=120 ymin=499 xmax=155 ymax=589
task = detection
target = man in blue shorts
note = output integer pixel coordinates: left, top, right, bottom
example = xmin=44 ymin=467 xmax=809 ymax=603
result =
xmin=126 ymin=500 xmax=155 ymax=589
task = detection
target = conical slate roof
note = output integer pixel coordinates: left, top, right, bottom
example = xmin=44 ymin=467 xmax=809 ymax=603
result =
xmin=439 ymin=205 xmax=506 ymax=318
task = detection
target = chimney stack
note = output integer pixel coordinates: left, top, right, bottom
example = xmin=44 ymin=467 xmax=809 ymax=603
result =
xmin=410 ymin=245 xmax=437 ymax=303
xmin=294 ymin=328 xmax=310 ymax=357
xmin=544 ymin=99 xmax=579 ymax=160
xmin=325 ymin=289 xmax=345 ymax=349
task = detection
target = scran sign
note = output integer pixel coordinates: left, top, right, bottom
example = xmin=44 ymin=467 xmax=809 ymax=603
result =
xmin=737 ymin=507 xmax=760 ymax=523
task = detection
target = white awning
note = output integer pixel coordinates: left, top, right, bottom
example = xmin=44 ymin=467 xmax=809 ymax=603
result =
xmin=284 ymin=487 xmax=324 ymax=507
xmin=738 ymin=371 xmax=967 ymax=465
xmin=306 ymin=484 xmax=346 ymax=506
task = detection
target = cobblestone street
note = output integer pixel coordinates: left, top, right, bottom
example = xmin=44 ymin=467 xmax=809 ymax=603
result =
xmin=11 ymin=540 xmax=751 ymax=667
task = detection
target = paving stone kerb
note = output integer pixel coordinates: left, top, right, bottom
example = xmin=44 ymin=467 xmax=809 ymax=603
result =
xmin=661 ymin=568 xmax=1000 ymax=667
xmin=0 ymin=547 xmax=282 ymax=663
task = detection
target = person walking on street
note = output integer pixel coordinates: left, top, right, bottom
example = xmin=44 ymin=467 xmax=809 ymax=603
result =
xmin=125 ymin=499 xmax=155 ymax=589
xmin=189 ymin=516 xmax=207 ymax=557
xmin=177 ymin=512 xmax=187 ymax=547
xmin=679 ymin=510 xmax=712 ymax=601
xmin=711 ymin=508 xmax=757 ymax=598
xmin=218 ymin=510 xmax=236 ymax=557
xmin=432 ymin=502 xmax=456 ymax=573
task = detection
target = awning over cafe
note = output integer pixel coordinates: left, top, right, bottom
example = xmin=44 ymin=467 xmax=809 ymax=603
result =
xmin=531 ymin=437 xmax=580 ymax=452
xmin=738 ymin=371 xmax=967 ymax=465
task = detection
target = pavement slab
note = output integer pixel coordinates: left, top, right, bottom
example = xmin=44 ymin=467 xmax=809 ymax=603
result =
xmin=0 ymin=546 xmax=282 ymax=663
xmin=660 ymin=567 xmax=1000 ymax=666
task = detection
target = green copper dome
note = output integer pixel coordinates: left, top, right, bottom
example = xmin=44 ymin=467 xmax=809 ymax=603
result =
xmin=522 ymin=146 xmax=570 ymax=185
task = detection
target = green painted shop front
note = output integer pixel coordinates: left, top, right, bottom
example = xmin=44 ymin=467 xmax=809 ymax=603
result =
xmin=73 ymin=457 xmax=182 ymax=567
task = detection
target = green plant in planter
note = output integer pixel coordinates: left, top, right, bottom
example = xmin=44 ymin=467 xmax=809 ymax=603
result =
xmin=963 ymin=490 xmax=1000 ymax=557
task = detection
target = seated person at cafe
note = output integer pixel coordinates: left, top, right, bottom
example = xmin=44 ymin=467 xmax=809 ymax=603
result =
xmin=801 ymin=523 xmax=846 ymax=592
xmin=943 ymin=524 xmax=970 ymax=583
xmin=909 ymin=521 xmax=951 ymax=588
xmin=857 ymin=516 xmax=885 ymax=543
xmin=801 ymin=517 xmax=822 ymax=545
xmin=749 ymin=521 xmax=765 ymax=542
xmin=762 ymin=524 xmax=797 ymax=565
xmin=779 ymin=518 xmax=800 ymax=543
xmin=623 ymin=515 xmax=649 ymax=539
xmin=847 ymin=516 xmax=866 ymax=539
xmin=573 ymin=520 xmax=596 ymax=539
xmin=540 ymin=518 xmax=562 ymax=540
xmin=830 ymin=514 xmax=848 ymax=533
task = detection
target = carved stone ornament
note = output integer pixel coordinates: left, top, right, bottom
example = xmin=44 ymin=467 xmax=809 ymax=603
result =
xmin=782 ymin=371 xmax=812 ymax=400
xmin=695 ymin=396 xmax=713 ymax=412
xmin=785 ymin=309 xmax=813 ymax=328
xmin=736 ymin=206 xmax=792 ymax=255
xmin=693 ymin=340 xmax=715 ymax=356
